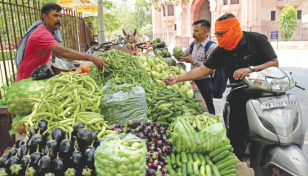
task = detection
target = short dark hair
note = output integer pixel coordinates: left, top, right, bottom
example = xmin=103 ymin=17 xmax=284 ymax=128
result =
xmin=216 ymin=13 xmax=235 ymax=22
xmin=90 ymin=41 xmax=98 ymax=46
xmin=192 ymin=19 xmax=211 ymax=31
xmin=41 ymin=3 xmax=62 ymax=21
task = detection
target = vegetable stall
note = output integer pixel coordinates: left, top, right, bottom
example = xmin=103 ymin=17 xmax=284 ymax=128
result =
xmin=0 ymin=40 xmax=244 ymax=176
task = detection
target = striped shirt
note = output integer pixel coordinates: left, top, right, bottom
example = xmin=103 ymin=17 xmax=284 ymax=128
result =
xmin=183 ymin=37 xmax=217 ymax=80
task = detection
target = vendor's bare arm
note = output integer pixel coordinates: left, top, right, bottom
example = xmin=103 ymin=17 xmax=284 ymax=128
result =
xmin=50 ymin=44 xmax=108 ymax=68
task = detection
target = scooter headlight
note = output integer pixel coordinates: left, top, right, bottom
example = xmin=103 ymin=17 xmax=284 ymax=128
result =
xmin=247 ymin=79 xmax=270 ymax=90
xmin=266 ymin=76 xmax=290 ymax=91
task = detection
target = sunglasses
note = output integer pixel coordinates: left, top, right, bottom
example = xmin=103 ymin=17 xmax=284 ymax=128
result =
xmin=214 ymin=31 xmax=228 ymax=37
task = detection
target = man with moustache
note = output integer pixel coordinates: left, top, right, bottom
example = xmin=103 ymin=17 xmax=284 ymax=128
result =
xmin=175 ymin=19 xmax=218 ymax=115
xmin=15 ymin=3 xmax=108 ymax=82
xmin=163 ymin=13 xmax=278 ymax=160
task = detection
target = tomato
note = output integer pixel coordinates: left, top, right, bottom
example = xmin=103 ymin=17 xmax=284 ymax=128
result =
xmin=81 ymin=65 xmax=91 ymax=73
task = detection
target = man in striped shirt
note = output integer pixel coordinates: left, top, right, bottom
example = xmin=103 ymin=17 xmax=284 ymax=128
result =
xmin=177 ymin=19 xmax=217 ymax=115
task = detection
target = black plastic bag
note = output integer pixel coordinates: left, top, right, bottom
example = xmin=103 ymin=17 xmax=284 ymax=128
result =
xmin=31 ymin=65 xmax=55 ymax=80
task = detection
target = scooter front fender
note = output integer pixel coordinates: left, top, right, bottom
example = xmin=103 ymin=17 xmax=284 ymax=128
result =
xmin=263 ymin=144 xmax=308 ymax=176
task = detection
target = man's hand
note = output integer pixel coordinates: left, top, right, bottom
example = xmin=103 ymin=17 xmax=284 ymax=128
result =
xmin=178 ymin=53 xmax=193 ymax=63
xmin=233 ymin=68 xmax=252 ymax=80
xmin=88 ymin=55 xmax=108 ymax=69
xmin=161 ymin=76 xmax=176 ymax=85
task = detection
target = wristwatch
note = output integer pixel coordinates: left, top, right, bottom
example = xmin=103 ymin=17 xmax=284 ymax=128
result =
xmin=249 ymin=66 xmax=255 ymax=72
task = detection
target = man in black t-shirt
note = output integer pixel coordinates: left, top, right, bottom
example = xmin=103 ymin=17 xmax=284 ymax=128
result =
xmin=162 ymin=13 xmax=279 ymax=160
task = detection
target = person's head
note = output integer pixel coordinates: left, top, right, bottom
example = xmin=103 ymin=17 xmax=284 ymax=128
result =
xmin=192 ymin=19 xmax=211 ymax=42
xmin=41 ymin=3 xmax=62 ymax=31
xmin=90 ymin=41 xmax=98 ymax=48
xmin=214 ymin=13 xmax=243 ymax=50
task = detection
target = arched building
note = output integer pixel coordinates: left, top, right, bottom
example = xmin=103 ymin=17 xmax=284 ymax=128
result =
xmin=152 ymin=0 xmax=308 ymax=47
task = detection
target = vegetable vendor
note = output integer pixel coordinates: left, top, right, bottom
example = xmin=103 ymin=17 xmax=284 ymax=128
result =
xmin=15 ymin=3 xmax=108 ymax=82
xmin=86 ymin=41 xmax=98 ymax=54
xmin=174 ymin=19 xmax=218 ymax=115
xmin=162 ymin=13 xmax=279 ymax=161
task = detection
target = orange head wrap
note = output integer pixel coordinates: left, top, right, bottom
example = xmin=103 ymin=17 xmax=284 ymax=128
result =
xmin=215 ymin=17 xmax=243 ymax=50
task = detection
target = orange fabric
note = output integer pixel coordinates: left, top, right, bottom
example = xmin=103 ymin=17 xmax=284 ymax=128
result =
xmin=215 ymin=17 xmax=243 ymax=50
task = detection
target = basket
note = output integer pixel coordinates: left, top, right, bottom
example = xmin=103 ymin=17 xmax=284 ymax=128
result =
xmin=0 ymin=108 xmax=15 ymax=155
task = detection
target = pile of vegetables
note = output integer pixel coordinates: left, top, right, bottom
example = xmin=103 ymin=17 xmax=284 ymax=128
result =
xmin=169 ymin=116 xmax=230 ymax=154
xmin=165 ymin=144 xmax=237 ymax=176
xmin=94 ymin=133 xmax=147 ymax=176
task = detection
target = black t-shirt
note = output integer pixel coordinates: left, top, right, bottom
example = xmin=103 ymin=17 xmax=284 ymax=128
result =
xmin=204 ymin=32 xmax=277 ymax=83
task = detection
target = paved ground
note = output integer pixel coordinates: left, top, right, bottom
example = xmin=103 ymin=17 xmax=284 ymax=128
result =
xmin=191 ymin=49 xmax=308 ymax=160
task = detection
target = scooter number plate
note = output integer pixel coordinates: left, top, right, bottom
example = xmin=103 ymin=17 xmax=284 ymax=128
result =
xmin=261 ymin=100 xmax=297 ymax=110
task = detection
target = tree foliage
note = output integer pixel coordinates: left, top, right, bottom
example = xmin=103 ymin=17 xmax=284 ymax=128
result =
xmin=279 ymin=5 xmax=297 ymax=40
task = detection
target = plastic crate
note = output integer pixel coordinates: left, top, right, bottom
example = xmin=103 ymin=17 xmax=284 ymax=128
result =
xmin=0 ymin=107 xmax=15 ymax=155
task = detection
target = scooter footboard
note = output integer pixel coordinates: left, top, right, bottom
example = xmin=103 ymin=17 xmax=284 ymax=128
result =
xmin=263 ymin=144 xmax=308 ymax=176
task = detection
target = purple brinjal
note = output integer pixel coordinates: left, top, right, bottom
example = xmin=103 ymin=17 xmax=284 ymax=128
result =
xmin=28 ymin=130 xmax=43 ymax=149
xmin=51 ymin=128 xmax=63 ymax=142
xmin=84 ymin=141 xmax=95 ymax=169
xmin=8 ymin=148 xmax=18 ymax=158
xmin=51 ymin=152 xmax=64 ymax=173
xmin=73 ymin=137 xmax=81 ymax=152
xmin=19 ymin=137 xmax=29 ymax=147
xmin=64 ymin=168 xmax=77 ymax=176
xmin=17 ymin=142 xmax=28 ymax=159
xmin=38 ymin=149 xmax=51 ymax=173
xmin=37 ymin=120 xmax=47 ymax=133
xmin=30 ymin=145 xmax=42 ymax=169
xmin=9 ymin=164 xmax=23 ymax=176
xmin=21 ymin=150 xmax=31 ymax=169
xmin=77 ymin=129 xmax=93 ymax=148
xmin=73 ymin=123 xmax=85 ymax=137
xmin=6 ymin=153 xmax=20 ymax=168
xmin=44 ymin=134 xmax=58 ymax=160
xmin=69 ymin=147 xmax=83 ymax=168
xmin=59 ymin=133 xmax=73 ymax=159
xmin=0 ymin=157 xmax=8 ymax=168
xmin=29 ymin=128 xmax=38 ymax=139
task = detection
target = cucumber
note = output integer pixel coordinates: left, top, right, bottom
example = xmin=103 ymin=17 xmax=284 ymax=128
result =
xmin=220 ymin=169 xmax=237 ymax=175
xmin=176 ymin=153 xmax=182 ymax=167
xmin=200 ymin=165 xmax=206 ymax=176
xmin=188 ymin=153 xmax=194 ymax=163
xmin=217 ymin=158 xmax=238 ymax=171
xmin=181 ymin=152 xmax=188 ymax=164
xmin=212 ymin=150 xmax=231 ymax=163
xmin=187 ymin=162 xmax=194 ymax=174
xmin=166 ymin=155 xmax=171 ymax=164
xmin=205 ymin=155 xmax=213 ymax=165
xmin=215 ymin=155 xmax=234 ymax=166
xmin=165 ymin=165 xmax=175 ymax=174
xmin=205 ymin=164 xmax=212 ymax=176
xmin=171 ymin=153 xmax=176 ymax=165
xmin=198 ymin=154 xmax=206 ymax=165
xmin=193 ymin=162 xmax=199 ymax=174
xmin=193 ymin=153 xmax=201 ymax=166
xmin=220 ymin=165 xmax=236 ymax=172
xmin=182 ymin=164 xmax=187 ymax=176
xmin=211 ymin=165 xmax=221 ymax=176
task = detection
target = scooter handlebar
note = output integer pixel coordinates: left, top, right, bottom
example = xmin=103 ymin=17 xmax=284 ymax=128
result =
xmin=227 ymin=82 xmax=244 ymax=88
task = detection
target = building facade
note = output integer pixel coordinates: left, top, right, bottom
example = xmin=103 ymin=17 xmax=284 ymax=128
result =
xmin=152 ymin=0 xmax=308 ymax=47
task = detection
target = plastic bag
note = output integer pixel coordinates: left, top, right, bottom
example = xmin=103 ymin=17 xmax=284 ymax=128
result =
xmin=30 ymin=64 xmax=55 ymax=80
xmin=4 ymin=78 xmax=48 ymax=115
xmin=170 ymin=117 xmax=229 ymax=154
xmin=94 ymin=133 xmax=147 ymax=176
xmin=100 ymin=79 xmax=148 ymax=125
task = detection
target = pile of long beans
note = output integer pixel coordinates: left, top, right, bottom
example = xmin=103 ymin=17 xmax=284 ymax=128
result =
xmin=21 ymin=72 xmax=112 ymax=136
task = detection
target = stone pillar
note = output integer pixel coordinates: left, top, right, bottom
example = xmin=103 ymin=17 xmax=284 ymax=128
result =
xmin=210 ymin=0 xmax=217 ymax=37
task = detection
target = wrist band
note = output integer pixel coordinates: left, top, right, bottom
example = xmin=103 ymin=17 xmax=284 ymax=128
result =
xmin=176 ymin=76 xmax=178 ymax=83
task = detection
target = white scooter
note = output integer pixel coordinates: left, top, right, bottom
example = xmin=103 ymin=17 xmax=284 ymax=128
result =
xmin=223 ymin=67 xmax=308 ymax=176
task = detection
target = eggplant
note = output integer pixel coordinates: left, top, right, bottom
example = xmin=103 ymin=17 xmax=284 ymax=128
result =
xmin=38 ymin=149 xmax=51 ymax=172
xmin=9 ymin=164 xmax=23 ymax=176
xmin=77 ymin=129 xmax=93 ymax=148
xmin=17 ymin=143 xmax=28 ymax=159
xmin=84 ymin=141 xmax=95 ymax=169
xmin=73 ymin=137 xmax=81 ymax=152
xmin=29 ymin=128 xmax=38 ymax=139
xmin=15 ymin=140 xmax=21 ymax=149
xmin=6 ymin=154 xmax=20 ymax=168
xmin=0 ymin=167 xmax=9 ymax=176
xmin=94 ymin=138 xmax=103 ymax=149
xmin=19 ymin=137 xmax=29 ymax=147
xmin=44 ymin=133 xmax=51 ymax=143
xmin=59 ymin=133 xmax=73 ymax=159
xmin=1 ymin=155 xmax=9 ymax=160
xmin=0 ymin=157 xmax=8 ymax=168
xmin=45 ymin=172 xmax=56 ymax=176
xmin=128 ymin=120 xmax=139 ymax=128
xmin=51 ymin=128 xmax=63 ymax=142
xmin=30 ymin=146 xmax=42 ymax=168
xmin=28 ymin=130 xmax=43 ymax=149
xmin=69 ymin=147 xmax=82 ymax=168
xmin=64 ymin=168 xmax=77 ymax=176
xmin=25 ymin=164 xmax=39 ymax=176
xmin=44 ymin=135 xmax=58 ymax=160
xmin=73 ymin=123 xmax=85 ymax=136
xmin=37 ymin=120 xmax=48 ymax=133
xmin=8 ymin=148 xmax=18 ymax=158
xmin=51 ymin=153 xmax=64 ymax=173
xmin=21 ymin=150 xmax=31 ymax=169
xmin=82 ymin=166 xmax=92 ymax=176
xmin=91 ymin=131 xmax=97 ymax=142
